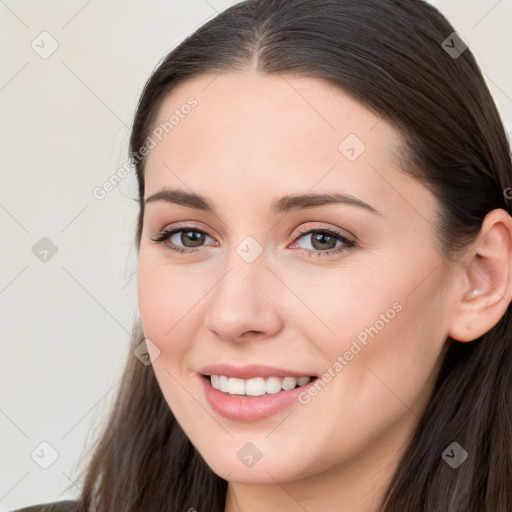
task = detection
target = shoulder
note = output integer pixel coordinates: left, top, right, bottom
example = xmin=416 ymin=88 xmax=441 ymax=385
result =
xmin=9 ymin=500 xmax=78 ymax=512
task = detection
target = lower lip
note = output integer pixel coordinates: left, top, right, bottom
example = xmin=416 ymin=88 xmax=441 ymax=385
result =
xmin=200 ymin=375 xmax=317 ymax=422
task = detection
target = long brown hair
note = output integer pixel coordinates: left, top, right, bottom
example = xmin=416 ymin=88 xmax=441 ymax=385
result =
xmin=70 ymin=0 xmax=512 ymax=510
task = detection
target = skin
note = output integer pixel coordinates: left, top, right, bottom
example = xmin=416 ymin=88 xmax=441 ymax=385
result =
xmin=136 ymin=69 xmax=512 ymax=511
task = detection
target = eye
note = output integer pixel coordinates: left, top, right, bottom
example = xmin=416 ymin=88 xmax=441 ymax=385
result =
xmin=150 ymin=224 xmax=217 ymax=254
xmin=290 ymin=226 xmax=356 ymax=257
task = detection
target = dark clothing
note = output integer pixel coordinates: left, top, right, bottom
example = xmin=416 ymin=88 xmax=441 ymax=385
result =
xmin=10 ymin=500 xmax=77 ymax=512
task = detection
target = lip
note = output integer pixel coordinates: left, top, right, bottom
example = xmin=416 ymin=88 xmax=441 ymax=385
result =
xmin=199 ymin=363 xmax=315 ymax=380
xmin=198 ymin=365 xmax=318 ymax=422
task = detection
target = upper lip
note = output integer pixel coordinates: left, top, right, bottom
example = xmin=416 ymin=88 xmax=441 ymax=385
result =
xmin=199 ymin=364 xmax=316 ymax=380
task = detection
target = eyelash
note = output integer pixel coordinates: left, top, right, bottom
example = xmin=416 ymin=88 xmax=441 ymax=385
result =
xmin=150 ymin=223 xmax=356 ymax=258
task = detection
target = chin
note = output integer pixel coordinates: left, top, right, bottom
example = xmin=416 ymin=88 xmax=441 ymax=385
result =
xmin=191 ymin=436 xmax=321 ymax=485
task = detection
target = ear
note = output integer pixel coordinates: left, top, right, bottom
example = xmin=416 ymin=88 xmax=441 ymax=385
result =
xmin=448 ymin=208 xmax=512 ymax=342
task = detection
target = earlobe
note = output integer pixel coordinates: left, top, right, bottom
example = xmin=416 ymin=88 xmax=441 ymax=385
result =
xmin=447 ymin=208 xmax=512 ymax=343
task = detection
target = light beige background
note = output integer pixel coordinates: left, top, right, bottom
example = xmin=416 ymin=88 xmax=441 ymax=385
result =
xmin=0 ymin=0 xmax=511 ymax=509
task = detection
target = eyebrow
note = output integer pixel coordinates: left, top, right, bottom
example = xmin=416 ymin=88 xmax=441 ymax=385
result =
xmin=144 ymin=188 xmax=381 ymax=215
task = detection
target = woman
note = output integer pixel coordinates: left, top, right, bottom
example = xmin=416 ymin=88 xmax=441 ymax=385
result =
xmin=14 ymin=0 xmax=512 ymax=510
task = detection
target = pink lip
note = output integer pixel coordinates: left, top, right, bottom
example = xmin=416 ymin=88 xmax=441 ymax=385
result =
xmin=197 ymin=366 xmax=318 ymax=422
xmin=199 ymin=363 xmax=315 ymax=380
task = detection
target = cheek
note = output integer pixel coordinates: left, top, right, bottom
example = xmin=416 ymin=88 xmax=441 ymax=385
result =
xmin=300 ymin=259 xmax=447 ymax=431
xmin=136 ymin=260 xmax=208 ymax=427
xmin=136 ymin=257 xmax=201 ymax=346
xmin=137 ymin=264 xmax=170 ymax=341
xmin=301 ymin=246 xmax=447 ymax=373
xmin=288 ymin=266 xmax=400 ymax=357
xmin=323 ymin=273 xmax=447 ymax=434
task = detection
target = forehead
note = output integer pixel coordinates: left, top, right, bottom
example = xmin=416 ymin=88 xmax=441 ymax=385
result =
xmin=143 ymin=70 xmax=436 ymax=223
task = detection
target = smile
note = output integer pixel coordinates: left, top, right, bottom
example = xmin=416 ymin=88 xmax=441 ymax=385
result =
xmin=198 ymin=365 xmax=319 ymax=421
xmin=209 ymin=375 xmax=313 ymax=396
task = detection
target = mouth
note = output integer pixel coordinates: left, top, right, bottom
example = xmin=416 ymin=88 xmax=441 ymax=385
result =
xmin=201 ymin=374 xmax=318 ymax=396
xmin=198 ymin=364 xmax=320 ymax=421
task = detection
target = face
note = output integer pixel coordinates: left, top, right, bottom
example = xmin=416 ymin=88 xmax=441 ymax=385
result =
xmin=136 ymin=70 xmax=454 ymax=486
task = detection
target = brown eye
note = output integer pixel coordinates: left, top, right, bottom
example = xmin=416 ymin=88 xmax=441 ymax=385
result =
xmin=307 ymin=231 xmax=339 ymax=251
xmin=293 ymin=227 xmax=355 ymax=256
xmin=150 ymin=226 xmax=216 ymax=253
xmin=178 ymin=230 xmax=207 ymax=248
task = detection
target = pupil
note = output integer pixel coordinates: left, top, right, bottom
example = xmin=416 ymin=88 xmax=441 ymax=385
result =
xmin=182 ymin=231 xmax=205 ymax=247
xmin=312 ymin=232 xmax=336 ymax=250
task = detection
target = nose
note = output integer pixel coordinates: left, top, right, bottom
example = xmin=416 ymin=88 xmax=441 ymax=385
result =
xmin=204 ymin=253 xmax=283 ymax=344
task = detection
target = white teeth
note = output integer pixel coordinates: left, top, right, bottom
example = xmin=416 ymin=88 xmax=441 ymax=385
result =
xmin=228 ymin=377 xmax=245 ymax=395
xmin=245 ymin=378 xmax=266 ymax=396
xmin=211 ymin=375 xmax=220 ymax=389
xmin=265 ymin=376 xmax=282 ymax=394
xmin=281 ymin=376 xmax=297 ymax=391
xmin=297 ymin=376 xmax=310 ymax=386
xmin=209 ymin=374 xmax=311 ymax=395
xmin=219 ymin=375 xmax=229 ymax=392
